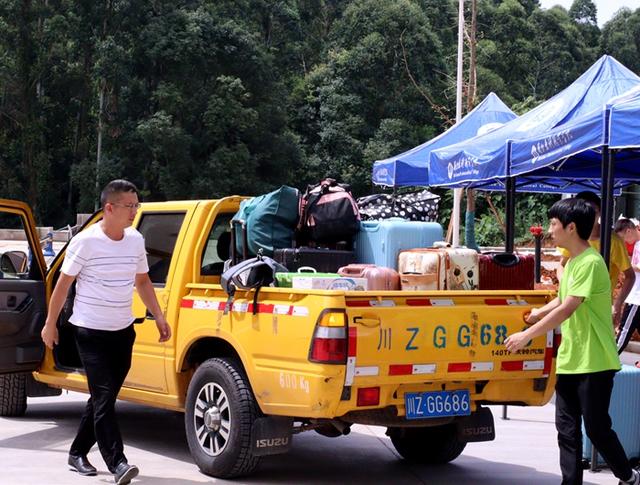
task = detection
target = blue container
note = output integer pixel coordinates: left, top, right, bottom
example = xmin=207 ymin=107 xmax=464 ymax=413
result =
xmin=354 ymin=219 xmax=443 ymax=269
xmin=583 ymin=364 xmax=640 ymax=464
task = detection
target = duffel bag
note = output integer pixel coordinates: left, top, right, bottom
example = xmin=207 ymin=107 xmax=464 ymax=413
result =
xmin=232 ymin=185 xmax=300 ymax=258
xmin=298 ymin=178 xmax=360 ymax=245
xmin=357 ymin=189 xmax=439 ymax=222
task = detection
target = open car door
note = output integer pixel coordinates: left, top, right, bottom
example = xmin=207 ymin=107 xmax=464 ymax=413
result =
xmin=0 ymin=199 xmax=47 ymax=376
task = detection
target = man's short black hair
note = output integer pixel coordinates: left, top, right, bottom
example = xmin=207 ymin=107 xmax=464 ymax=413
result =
xmin=575 ymin=191 xmax=601 ymax=210
xmin=548 ymin=198 xmax=595 ymax=240
xmin=615 ymin=218 xmax=636 ymax=233
xmin=100 ymin=179 xmax=139 ymax=207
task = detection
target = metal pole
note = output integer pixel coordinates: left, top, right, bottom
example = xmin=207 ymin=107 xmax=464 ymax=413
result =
xmin=505 ymin=176 xmax=516 ymax=254
xmin=452 ymin=0 xmax=465 ymax=248
xmin=599 ymin=146 xmax=614 ymax=268
xmin=534 ymin=234 xmax=542 ymax=283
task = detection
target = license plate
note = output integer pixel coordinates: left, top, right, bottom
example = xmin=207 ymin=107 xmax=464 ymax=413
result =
xmin=404 ymin=390 xmax=471 ymax=420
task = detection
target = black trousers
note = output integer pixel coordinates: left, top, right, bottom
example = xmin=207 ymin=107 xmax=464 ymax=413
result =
xmin=555 ymin=371 xmax=632 ymax=485
xmin=617 ymin=303 xmax=640 ymax=354
xmin=69 ymin=324 xmax=135 ymax=472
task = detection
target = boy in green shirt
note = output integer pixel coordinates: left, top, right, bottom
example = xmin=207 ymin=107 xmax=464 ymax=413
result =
xmin=505 ymin=198 xmax=638 ymax=485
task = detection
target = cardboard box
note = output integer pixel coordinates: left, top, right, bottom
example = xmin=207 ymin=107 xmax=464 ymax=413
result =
xmin=291 ymin=276 xmax=368 ymax=291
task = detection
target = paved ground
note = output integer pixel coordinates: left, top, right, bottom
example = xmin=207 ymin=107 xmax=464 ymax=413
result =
xmin=4 ymin=355 xmax=639 ymax=485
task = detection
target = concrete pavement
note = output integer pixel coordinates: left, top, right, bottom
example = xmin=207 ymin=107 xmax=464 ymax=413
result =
xmin=2 ymin=352 xmax=638 ymax=485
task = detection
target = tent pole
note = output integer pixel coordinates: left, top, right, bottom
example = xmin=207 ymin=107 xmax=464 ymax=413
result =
xmin=505 ymin=177 xmax=516 ymax=253
xmin=600 ymin=146 xmax=615 ymax=268
xmin=451 ymin=0 xmax=465 ymax=247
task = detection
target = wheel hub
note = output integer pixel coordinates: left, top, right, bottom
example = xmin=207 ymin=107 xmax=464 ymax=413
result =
xmin=204 ymin=406 xmax=221 ymax=431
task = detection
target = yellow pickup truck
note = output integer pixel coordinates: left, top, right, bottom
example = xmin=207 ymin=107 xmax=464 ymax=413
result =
xmin=0 ymin=197 xmax=556 ymax=478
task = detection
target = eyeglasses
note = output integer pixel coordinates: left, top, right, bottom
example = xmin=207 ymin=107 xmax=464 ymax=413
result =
xmin=110 ymin=202 xmax=141 ymax=210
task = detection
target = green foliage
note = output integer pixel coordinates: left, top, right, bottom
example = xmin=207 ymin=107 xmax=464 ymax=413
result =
xmin=0 ymin=0 xmax=637 ymax=231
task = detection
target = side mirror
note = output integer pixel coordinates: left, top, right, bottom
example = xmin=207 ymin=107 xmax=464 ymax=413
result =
xmin=0 ymin=250 xmax=28 ymax=275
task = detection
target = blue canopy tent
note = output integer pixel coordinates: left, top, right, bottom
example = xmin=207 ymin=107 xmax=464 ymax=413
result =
xmin=371 ymin=92 xmax=516 ymax=187
xmin=428 ymin=56 xmax=640 ymax=253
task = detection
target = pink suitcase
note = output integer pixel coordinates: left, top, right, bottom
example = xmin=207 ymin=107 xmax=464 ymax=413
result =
xmin=338 ymin=264 xmax=400 ymax=291
xmin=399 ymin=248 xmax=479 ymax=291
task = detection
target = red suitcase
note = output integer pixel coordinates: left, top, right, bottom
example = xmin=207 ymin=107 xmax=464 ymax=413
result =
xmin=478 ymin=252 xmax=535 ymax=290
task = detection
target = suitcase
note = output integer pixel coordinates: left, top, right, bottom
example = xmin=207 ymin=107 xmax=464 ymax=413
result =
xmin=337 ymin=264 xmax=401 ymax=291
xmin=583 ymin=364 xmax=640 ymax=465
xmin=273 ymin=247 xmax=356 ymax=273
xmin=478 ymin=252 xmax=534 ymax=290
xmin=398 ymin=250 xmax=445 ymax=290
xmin=354 ymin=219 xmax=443 ymax=270
xmin=398 ymin=248 xmax=479 ymax=291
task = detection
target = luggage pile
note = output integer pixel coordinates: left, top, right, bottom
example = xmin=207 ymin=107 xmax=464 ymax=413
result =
xmin=225 ymin=181 xmax=535 ymax=292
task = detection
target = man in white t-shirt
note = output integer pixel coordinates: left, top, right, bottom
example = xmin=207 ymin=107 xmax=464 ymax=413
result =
xmin=41 ymin=179 xmax=170 ymax=485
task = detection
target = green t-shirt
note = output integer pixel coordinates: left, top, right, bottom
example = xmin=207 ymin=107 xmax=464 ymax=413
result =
xmin=557 ymin=246 xmax=620 ymax=374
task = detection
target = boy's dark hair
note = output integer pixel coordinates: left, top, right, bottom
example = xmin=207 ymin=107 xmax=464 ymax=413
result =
xmin=575 ymin=191 xmax=601 ymax=210
xmin=548 ymin=198 xmax=595 ymax=240
xmin=615 ymin=218 xmax=636 ymax=233
xmin=100 ymin=179 xmax=139 ymax=207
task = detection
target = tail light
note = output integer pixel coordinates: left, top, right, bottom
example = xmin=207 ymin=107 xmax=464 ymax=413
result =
xmin=357 ymin=387 xmax=380 ymax=407
xmin=308 ymin=310 xmax=347 ymax=364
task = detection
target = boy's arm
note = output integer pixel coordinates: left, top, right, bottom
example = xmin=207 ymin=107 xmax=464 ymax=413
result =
xmin=614 ymin=268 xmax=634 ymax=325
xmin=526 ymin=297 xmax=561 ymax=323
xmin=505 ymin=295 xmax=583 ymax=352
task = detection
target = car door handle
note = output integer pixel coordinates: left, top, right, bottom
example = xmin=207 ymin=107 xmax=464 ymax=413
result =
xmin=145 ymin=309 xmax=155 ymax=320
xmin=7 ymin=295 xmax=16 ymax=308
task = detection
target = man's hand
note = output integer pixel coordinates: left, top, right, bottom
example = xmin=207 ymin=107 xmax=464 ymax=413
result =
xmin=155 ymin=316 xmax=171 ymax=342
xmin=504 ymin=331 xmax=530 ymax=353
xmin=41 ymin=323 xmax=59 ymax=349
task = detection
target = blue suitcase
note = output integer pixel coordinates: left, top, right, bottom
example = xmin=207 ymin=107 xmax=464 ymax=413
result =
xmin=353 ymin=219 xmax=443 ymax=270
xmin=583 ymin=364 xmax=640 ymax=465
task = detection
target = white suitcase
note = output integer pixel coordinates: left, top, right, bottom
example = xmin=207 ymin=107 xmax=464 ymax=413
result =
xmin=399 ymin=248 xmax=479 ymax=290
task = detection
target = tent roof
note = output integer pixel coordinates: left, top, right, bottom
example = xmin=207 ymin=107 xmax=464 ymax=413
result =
xmin=371 ymin=92 xmax=516 ymax=187
xmin=428 ymin=55 xmax=640 ymax=188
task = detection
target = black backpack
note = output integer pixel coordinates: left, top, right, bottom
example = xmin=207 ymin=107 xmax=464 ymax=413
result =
xmin=297 ymin=178 xmax=360 ymax=245
xmin=221 ymin=253 xmax=287 ymax=315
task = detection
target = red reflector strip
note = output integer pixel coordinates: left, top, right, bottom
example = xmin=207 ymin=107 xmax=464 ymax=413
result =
xmin=348 ymin=327 xmax=357 ymax=357
xmin=406 ymin=299 xmax=431 ymax=306
xmin=389 ymin=364 xmax=413 ymax=375
xmin=501 ymin=361 xmax=524 ymax=371
xmin=544 ymin=347 xmax=554 ymax=375
xmin=181 ymin=299 xmax=194 ymax=308
xmin=485 ymin=299 xmax=508 ymax=305
xmin=346 ymin=300 xmax=371 ymax=307
xmin=448 ymin=362 xmax=472 ymax=372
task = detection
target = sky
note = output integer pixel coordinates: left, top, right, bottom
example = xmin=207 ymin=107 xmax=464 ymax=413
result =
xmin=539 ymin=0 xmax=640 ymax=26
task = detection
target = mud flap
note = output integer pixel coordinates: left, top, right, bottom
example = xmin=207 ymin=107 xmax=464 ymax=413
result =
xmin=251 ymin=416 xmax=293 ymax=456
xmin=456 ymin=406 xmax=495 ymax=443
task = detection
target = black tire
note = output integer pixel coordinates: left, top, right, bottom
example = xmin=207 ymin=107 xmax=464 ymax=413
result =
xmin=185 ymin=358 xmax=260 ymax=478
xmin=388 ymin=424 xmax=466 ymax=464
xmin=0 ymin=373 xmax=27 ymax=417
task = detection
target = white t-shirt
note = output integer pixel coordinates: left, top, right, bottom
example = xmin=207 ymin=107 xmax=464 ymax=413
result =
xmin=61 ymin=223 xmax=149 ymax=331
xmin=626 ymin=240 xmax=640 ymax=306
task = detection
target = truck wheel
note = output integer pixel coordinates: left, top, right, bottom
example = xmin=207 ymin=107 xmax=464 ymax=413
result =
xmin=185 ymin=358 xmax=260 ymax=478
xmin=388 ymin=424 xmax=466 ymax=464
xmin=0 ymin=373 xmax=27 ymax=417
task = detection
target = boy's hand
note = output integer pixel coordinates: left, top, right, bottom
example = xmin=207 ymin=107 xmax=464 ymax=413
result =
xmin=524 ymin=308 xmax=541 ymax=324
xmin=504 ymin=331 xmax=529 ymax=353
xmin=612 ymin=302 xmax=622 ymax=327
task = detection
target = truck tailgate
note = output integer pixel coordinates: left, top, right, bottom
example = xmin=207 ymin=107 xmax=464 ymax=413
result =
xmin=344 ymin=291 xmax=554 ymax=386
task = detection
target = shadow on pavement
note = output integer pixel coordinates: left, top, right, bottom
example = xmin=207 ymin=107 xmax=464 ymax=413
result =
xmin=2 ymin=397 xmax=604 ymax=485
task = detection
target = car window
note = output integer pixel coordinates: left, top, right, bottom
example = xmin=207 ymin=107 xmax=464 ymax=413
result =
xmin=201 ymin=213 xmax=233 ymax=276
xmin=0 ymin=212 xmax=38 ymax=280
xmin=136 ymin=212 xmax=186 ymax=285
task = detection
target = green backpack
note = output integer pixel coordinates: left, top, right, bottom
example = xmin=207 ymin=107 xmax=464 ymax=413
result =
xmin=233 ymin=185 xmax=300 ymax=258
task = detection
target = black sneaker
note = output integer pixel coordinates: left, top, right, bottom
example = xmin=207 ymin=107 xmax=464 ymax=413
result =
xmin=68 ymin=454 xmax=97 ymax=476
xmin=113 ymin=462 xmax=139 ymax=485
xmin=619 ymin=469 xmax=640 ymax=485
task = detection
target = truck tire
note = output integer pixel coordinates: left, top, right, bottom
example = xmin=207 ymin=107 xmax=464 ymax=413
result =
xmin=185 ymin=358 xmax=260 ymax=478
xmin=388 ymin=424 xmax=466 ymax=464
xmin=0 ymin=373 xmax=28 ymax=417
